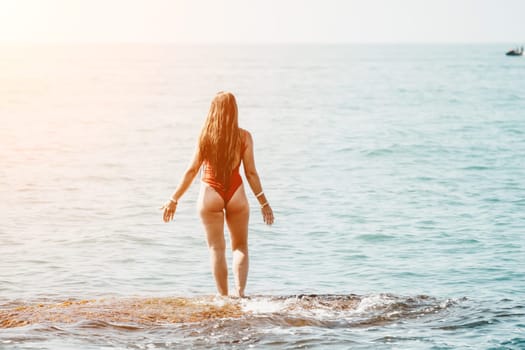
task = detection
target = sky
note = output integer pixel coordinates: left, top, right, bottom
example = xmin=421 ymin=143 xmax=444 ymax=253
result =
xmin=0 ymin=0 xmax=523 ymax=44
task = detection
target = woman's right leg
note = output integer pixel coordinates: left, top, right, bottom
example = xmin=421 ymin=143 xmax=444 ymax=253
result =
xmin=198 ymin=184 xmax=228 ymax=296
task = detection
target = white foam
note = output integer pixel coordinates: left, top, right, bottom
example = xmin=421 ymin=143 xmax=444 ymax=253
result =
xmin=241 ymin=298 xmax=287 ymax=314
xmin=241 ymin=296 xmax=350 ymax=321
xmin=353 ymin=294 xmax=396 ymax=313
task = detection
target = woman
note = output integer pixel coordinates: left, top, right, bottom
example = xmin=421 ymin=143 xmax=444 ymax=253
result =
xmin=161 ymin=92 xmax=274 ymax=298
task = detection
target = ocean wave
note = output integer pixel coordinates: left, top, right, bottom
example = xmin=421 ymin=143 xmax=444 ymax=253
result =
xmin=0 ymin=293 xmax=456 ymax=330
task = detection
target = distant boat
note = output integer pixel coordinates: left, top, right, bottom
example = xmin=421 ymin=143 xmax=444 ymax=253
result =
xmin=506 ymin=46 xmax=523 ymax=56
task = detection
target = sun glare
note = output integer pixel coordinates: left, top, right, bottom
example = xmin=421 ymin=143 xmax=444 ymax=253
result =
xmin=0 ymin=1 xmax=49 ymax=42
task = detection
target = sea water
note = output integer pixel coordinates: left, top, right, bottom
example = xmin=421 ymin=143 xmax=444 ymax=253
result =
xmin=0 ymin=44 xmax=524 ymax=349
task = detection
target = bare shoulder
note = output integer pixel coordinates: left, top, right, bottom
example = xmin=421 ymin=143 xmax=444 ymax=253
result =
xmin=240 ymin=128 xmax=253 ymax=145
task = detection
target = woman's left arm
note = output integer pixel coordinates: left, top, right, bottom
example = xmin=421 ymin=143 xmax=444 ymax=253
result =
xmin=161 ymin=145 xmax=202 ymax=222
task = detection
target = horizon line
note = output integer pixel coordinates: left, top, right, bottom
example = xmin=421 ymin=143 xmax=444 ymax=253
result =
xmin=0 ymin=40 xmax=522 ymax=46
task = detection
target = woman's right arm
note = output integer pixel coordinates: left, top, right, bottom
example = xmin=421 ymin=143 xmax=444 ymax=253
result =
xmin=161 ymin=144 xmax=202 ymax=223
xmin=242 ymin=130 xmax=274 ymax=225
xmin=170 ymin=144 xmax=202 ymax=203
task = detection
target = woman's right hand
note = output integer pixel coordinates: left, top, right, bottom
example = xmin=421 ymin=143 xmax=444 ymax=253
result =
xmin=261 ymin=204 xmax=274 ymax=225
xmin=160 ymin=200 xmax=177 ymax=223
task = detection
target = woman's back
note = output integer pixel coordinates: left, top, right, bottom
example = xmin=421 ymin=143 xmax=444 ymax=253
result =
xmin=201 ymin=129 xmax=247 ymax=204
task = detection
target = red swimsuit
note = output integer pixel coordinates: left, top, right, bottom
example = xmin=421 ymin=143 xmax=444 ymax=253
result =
xmin=202 ymin=136 xmax=246 ymax=204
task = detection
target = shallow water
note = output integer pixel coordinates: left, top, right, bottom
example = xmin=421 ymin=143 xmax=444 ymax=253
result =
xmin=1 ymin=44 xmax=524 ymax=348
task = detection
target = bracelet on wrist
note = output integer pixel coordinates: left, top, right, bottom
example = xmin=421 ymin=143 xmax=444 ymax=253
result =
xmin=255 ymin=191 xmax=264 ymax=198
xmin=169 ymin=197 xmax=178 ymax=205
xmin=260 ymin=202 xmax=269 ymax=209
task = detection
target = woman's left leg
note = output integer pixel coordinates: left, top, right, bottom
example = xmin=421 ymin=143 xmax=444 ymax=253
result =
xmin=225 ymin=185 xmax=250 ymax=297
xmin=198 ymin=184 xmax=228 ymax=296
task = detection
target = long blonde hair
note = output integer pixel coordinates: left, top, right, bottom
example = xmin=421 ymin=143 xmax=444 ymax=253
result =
xmin=199 ymin=92 xmax=242 ymax=187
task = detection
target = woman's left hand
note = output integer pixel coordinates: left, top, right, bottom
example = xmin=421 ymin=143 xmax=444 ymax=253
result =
xmin=160 ymin=200 xmax=177 ymax=222
xmin=262 ymin=204 xmax=274 ymax=225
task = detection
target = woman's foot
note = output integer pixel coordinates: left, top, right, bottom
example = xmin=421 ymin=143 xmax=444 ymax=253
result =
xmin=231 ymin=289 xmax=247 ymax=298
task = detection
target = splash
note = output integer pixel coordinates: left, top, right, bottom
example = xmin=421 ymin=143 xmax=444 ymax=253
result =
xmin=240 ymin=294 xmax=454 ymax=327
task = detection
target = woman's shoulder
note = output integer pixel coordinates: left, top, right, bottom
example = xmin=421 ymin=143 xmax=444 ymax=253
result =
xmin=239 ymin=128 xmax=253 ymax=145
xmin=239 ymin=128 xmax=252 ymax=139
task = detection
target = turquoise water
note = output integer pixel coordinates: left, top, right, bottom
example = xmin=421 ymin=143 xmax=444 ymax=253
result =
xmin=1 ymin=44 xmax=524 ymax=349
